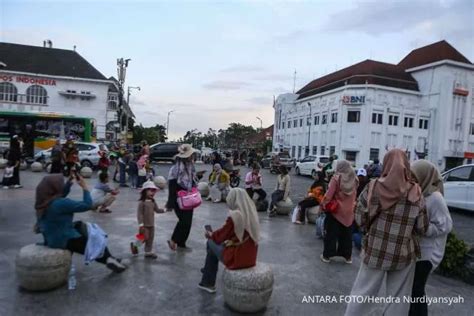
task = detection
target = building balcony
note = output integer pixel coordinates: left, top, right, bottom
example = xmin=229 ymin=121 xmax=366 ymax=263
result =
xmin=0 ymin=93 xmax=48 ymax=106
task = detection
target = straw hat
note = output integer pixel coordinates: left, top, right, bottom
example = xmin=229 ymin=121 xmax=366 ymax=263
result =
xmin=141 ymin=180 xmax=158 ymax=191
xmin=175 ymin=144 xmax=196 ymax=159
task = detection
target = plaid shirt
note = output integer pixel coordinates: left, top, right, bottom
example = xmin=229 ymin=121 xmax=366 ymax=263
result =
xmin=356 ymin=180 xmax=429 ymax=271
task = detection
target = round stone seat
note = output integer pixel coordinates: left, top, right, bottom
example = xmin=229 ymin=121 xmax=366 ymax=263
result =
xmin=0 ymin=158 xmax=7 ymax=169
xmin=197 ymin=182 xmax=210 ymax=198
xmin=31 ymin=162 xmax=43 ymax=172
xmin=153 ymin=176 xmax=167 ymax=190
xmin=254 ymin=198 xmax=269 ymax=212
xmin=223 ymin=263 xmax=274 ymax=313
xmin=16 ymin=244 xmax=72 ymax=291
xmin=80 ymin=166 xmax=93 ymax=178
xmin=306 ymin=206 xmax=320 ymax=224
xmin=20 ymin=161 xmax=28 ymax=170
xmin=276 ymin=198 xmax=293 ymax=215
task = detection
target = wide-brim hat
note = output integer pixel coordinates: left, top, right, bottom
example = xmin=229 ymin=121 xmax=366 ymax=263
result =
xmin=141 ymin=180 xmax=159 ymax=191
xmin=175 ymin=144 xmax=196 ymax=159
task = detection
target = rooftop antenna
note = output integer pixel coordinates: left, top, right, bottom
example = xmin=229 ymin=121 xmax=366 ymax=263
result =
xmin=293 ymin=69 xmax=297 ymax=93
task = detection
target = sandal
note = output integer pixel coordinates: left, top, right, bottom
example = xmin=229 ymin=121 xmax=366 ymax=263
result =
xmin=167 ymin=240 xmax=177 ymax=251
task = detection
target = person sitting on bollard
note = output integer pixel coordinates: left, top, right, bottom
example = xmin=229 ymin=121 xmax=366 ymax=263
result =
xmin=35 ymin=174 xmax=126 ymax=273
xmin=268 ymin=165 xmax=291 ymax=217
xmin=207 ymin=163 xmax=230 ymax=203
xmin=244 ymin=163 xmax=267 ymax=202
xmin=295 ymin=170 xmax=326 ymax=225
xmin=198 ymin=188 xmax=259 ymax=293
xmin=91 ymin=172 xmax=119 ymax=213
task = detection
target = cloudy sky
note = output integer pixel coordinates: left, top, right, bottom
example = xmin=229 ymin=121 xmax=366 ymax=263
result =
xmin=1 ymin=0 xmax=473 ymax=140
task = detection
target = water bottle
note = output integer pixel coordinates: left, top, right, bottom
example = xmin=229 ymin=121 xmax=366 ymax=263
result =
xmin=68 ymin=264 xmax=76 ymax=290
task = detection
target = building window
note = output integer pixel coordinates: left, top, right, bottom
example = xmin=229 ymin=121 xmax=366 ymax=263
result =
xmin=322 ymin=114 xmax=327 ymax=124
xmin=306 ymin=117 xmax=311 ymax=126
xmin=293 ymin=119 xmax=297 ymax=128
xmin=299 ymin=119 xmax=303 ymax=127
xmin=329 ymin=146 xmax=335 ymax=156
xmin=314 ymin=116 xmax=320 ymax=125
xmin=312 ymin=146 xmax=317 ymax=155
xmin=320 ymin=146 xmax=326 ymax=156
xmin=345 ymin=151 xmax=357 ymax=163
xmin=331 ymin=112 xmax=338 ymax=123
xmin=470 ymin=123 xmax=474 ymax=135
xmin=298 ymin=146 xmax=302 ymax=158
xmin=388 ymin=115 xmax=399 ymax=126
xmin=419 ymin=119 xmax=429 ymax=130
xmin=305 ymin=146 xmax=309 ymax=155
xmin=369 ymin=148 xmax=379 ymax=161
xmin=347 ymin=111 xmax=360 ymax=123
xmin=291 ymin=146 xmax=296 ymax=158
xmin=288 ymin=120 xmax=291 ymax=128
xmin=282 ymin=122 xmax=285 ymax=129
xmin=404 ymin=117 xmax=414 ymax=128
xmin=0 ymin=82 xmax=18 ymax=102
xmin=372 ymin=113 xmax=383 ymax=124
xmin=26 ymin=85 xmax=48 ymax=104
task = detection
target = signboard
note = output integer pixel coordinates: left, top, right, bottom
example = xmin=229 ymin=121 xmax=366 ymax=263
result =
xmin=342 ymin=95 xmax=365 ymax=105
xmin=453 ymin=88 xmax=469 ymax=96
xmin=464 ymin=152 xmax=474 ymax=159
xmin=0 ymin=74 xmax=56 ymax=86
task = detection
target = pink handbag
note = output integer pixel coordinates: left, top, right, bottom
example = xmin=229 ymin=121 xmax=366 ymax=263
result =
xmin=177 ymin=187 xmax=202 ymax=210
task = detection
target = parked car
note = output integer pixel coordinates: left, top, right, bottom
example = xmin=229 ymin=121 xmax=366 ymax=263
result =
xmin=259 ymin=152 xmax=292 ymax=170
xmin=149 ymin=143 xmax=181 ymax=162
xmin=442 ymin=164 xmax=474 ymax=212
xmin=295 ymin=155 xmax=330 ymax=177
xmin=34 ymin=142 xmax=108 ymax=168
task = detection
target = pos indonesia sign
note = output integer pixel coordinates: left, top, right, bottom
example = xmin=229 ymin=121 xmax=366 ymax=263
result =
xmin=0 ymin=74 xmax=56 ymax=86
xmin=342 ymin=95 xmax=365 ymax=105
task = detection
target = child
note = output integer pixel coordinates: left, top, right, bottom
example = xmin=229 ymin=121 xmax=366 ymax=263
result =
xmin=98 ymin=151 xmax=110 ymax=174
xmin=244 ymin=163 xmax=266 ymax=201
xmin=128 ymin=154 xmax=139 ymax=189
xmin=133 ymin=180 xmax=164 ymax=259
xmin=2 ymin=161 xmax=14 ymax=189
xmin=91 ymin=172 xmax=119 ymax=213
xmin=137 ymin=154 xmax=148 ymax=188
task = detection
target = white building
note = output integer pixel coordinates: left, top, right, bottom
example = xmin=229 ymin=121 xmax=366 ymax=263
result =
xmin=0 ymin=42 xmax=134 ymax=142
xmin=273 ymin=40 xmax=474 ymax=171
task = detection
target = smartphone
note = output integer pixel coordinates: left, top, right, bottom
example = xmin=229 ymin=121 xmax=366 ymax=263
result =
xmin=204 ymin=225 xmax=213 ymax=232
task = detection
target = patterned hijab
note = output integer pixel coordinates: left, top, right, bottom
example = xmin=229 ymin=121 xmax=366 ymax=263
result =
xmin=226 ymin=188 xmax=260 ymax=244
xmin=373 ymin=149 xmax=422 ymax=210
xmin=35 ymin=175 xmax=66 ymax=218
xmin=168 ymin=158 xmax=195 ymax=190
xmin=411 ymin=160 xmax=444 ymax=197
xmin=335 ymin=160 xmax=358 ymax=195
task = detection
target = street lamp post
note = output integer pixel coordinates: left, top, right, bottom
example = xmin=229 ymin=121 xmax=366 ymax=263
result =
xmin=256 ymin=117 xmax=263 ymax=130
xmin=166 ymin=110 xmax=175 ymax=140
xmin=307 ymin=102 xmax=312 ymax=156
xmin=125 ymin=86 xmax=140 ymax=138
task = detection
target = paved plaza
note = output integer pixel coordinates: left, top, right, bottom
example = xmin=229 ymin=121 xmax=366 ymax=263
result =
xmin=0 ymin=165 xmax=473 ymax=316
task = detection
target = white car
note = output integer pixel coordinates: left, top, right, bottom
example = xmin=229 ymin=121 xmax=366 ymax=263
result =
xmin=34 ymin=142 xmax=108 ymax=168
xmin=442 ymin=164 xmax=474 ymax=211
xmin=295 ymin=155 xmax=330 ymax=177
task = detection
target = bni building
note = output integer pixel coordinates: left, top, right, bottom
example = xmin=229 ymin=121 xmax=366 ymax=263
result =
xmin=273 ymin=40 xmax=473 ymax=171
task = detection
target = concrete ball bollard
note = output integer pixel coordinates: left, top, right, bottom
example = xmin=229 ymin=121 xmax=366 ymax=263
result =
xmin=254 ymin=199 xmax=269 ymax=212
xmin=31 ymin=162 xmax=43 ymax=172
xmin=80 ymin=167 xmax=93 ymax=178
xmin=16 ymin=244 xmax=72 ymax=291
xmin=306 ymin=206 xmax=320 ymax=224
xmin=223 ymin=263 xmax=274 ymax=313
xmin=276 ymin=198 xmax=293 ymax=215
xmin=198 ymin=182 xmax=210 ymax=198
xmin=46 ymin=164 xmax=52 ymax=174
xmin=153 ymin=176 xmax=167 ymax=190
xmin=0 ymin=158 xmax=7 ymax=169
xmin=20 ymin=161 xmax=28 ymax=170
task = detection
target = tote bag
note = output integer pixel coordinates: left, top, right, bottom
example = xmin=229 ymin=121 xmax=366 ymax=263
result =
xmin=177 ymin=187 xmax=202 ymax=210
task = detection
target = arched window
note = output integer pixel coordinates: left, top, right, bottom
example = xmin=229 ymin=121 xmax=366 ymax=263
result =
xmin=26 ymin=85 xmax=48 ymax=104
xmin=0 ymin=82 xmax=18 ymax=102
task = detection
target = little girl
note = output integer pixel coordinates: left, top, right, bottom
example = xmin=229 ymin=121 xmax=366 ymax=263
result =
xmin=2 ymin=161 xmax=14 ymax=189
xmin=133 ymin=180 xmax=164 ymax=259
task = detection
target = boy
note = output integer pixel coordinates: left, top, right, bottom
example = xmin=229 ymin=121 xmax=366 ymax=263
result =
xmin=91 ymin=172 xmax=119 ymax=213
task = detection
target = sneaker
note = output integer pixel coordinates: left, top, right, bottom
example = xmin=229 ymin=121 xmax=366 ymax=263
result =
xmin=14 ymin=185 xmax=22 ymax=189
xmin=198 ymin=283 xmax=216 ymax=294
xmin=130 ymin=242 xmax=139 ymax=256
xmin=145 ymin=253 xmax=158 ymax=259
xmin=320 ymin=254 xmax=330 ymax=263
xmin=106 ymin=257 xmax=127 ymax=273
xmin=344 ymin=258 xmax=352 ymax=264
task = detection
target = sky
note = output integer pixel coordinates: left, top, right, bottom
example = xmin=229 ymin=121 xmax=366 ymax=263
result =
xmin=1 ymin=0 xmax=473 ymax=140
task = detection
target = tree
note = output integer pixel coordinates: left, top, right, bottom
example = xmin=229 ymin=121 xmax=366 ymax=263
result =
xmin=133 ymin=124 xmax=167 ymax=144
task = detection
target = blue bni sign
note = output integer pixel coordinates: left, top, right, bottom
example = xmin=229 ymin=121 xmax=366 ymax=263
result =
xmin=342 ymin=96 xmax=365 ymax=104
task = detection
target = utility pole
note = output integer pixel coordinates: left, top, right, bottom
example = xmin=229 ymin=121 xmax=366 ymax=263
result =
xmin=126 ymin=86 xmax=140 ymax=141
xmin=256 ymin=117 xmax=263 ymax=130
xmin=293 ymin=69 xmax=297 ymax=93
xmin=166 ymin=110 xmax=175 ymax=140
xmin=117 ymin=58 xmax=131 ymax=141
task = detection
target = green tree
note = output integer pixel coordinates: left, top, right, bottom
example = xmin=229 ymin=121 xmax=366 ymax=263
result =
xmin=133 ymin=124 xmax=167 ymax=144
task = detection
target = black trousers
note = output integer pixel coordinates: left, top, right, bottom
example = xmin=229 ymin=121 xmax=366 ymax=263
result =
xmin=11 ymin=164 xmax=20 ymax=185
xmin=51 ymin=160 xmax=63 ymax=174
xmin=65 ymin=225 xmax=112 ymax=264
xmin=298 ymin=198 xmax=318 ymax=222
xmin=171 ymin=208 xmax=194 ymax=247
xmin=409 ymin=260 xmax=433 ymax=316
xmin=323 ymin=212 xmax=352 ymax=260
xmin=246 ymin=188 xmax=267 ymax=201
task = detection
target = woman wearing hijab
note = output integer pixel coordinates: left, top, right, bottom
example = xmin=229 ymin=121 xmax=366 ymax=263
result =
xmin=345 ymin=149 xmax=429 ymax=316
xmin=295 ymin=170 xmax=326 ymax=225
xmin=8 ymin=135 xmax=22 ymax=188
xmin=167 ymin=144 xmax=198 ymax=251
xmin=320 ymin=160 xmax=358 ymax=263
xmin=35 ymin=174 xmax=126 ymax=273
xmin=207 ymin=163 xmax=230 ymax=203
xmin=198 ymin=188 xmax=260 ymax=293
xmin=409 ymin=160 xmax=452 ymax=316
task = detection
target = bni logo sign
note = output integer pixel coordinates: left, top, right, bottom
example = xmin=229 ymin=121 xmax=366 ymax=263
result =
xmin=342 ymin=96 xmax=365 ymax=105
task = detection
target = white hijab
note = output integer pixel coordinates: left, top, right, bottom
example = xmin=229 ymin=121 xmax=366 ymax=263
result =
xmin=226 ymin=188 xmax=260 ymax=244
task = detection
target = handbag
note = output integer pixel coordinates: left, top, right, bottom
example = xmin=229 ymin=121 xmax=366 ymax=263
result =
xmin=177 ymin=187 xmax=202 ymax=210
xmin=323 ymin=199 xmax=339 ymax=213
xmin=315 ymin=213 xmax=326 ymax=239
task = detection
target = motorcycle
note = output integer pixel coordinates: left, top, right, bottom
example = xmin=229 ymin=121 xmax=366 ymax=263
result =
xmin=230 ymin=169 xmax=240 ymax=188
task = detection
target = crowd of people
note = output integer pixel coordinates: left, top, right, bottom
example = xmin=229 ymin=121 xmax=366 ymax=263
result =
xmin=12 ymin=137 xmax=453 ymax=314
